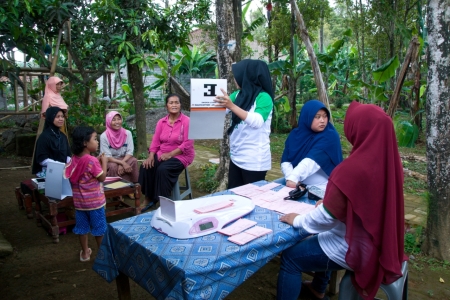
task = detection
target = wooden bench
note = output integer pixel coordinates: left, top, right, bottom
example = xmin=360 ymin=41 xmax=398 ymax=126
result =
xmin=35 ymin=182 xmax=142 ymax=243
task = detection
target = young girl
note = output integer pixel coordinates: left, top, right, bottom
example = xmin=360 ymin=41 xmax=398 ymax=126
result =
xmin=65 ymin=126 xmax=108 ymax=262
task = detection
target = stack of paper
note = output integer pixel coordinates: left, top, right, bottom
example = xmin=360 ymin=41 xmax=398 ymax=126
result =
xmin=194 ymin=200 xmax=234 ymax=214
xmin=228 ymin=226 xmax=273 ymax=245
xmin=218 ymin=218 xmax=257 ymax=236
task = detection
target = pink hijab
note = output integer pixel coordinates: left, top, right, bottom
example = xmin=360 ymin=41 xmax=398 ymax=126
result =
xmin=41 ymin=77 xmax=68 ymax=116
xmin=105 ymin=111 xmax=127 ymax=149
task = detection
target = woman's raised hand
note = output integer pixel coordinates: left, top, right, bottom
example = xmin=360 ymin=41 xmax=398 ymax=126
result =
xmin=214 ymin=88 xmax=232 ymax=109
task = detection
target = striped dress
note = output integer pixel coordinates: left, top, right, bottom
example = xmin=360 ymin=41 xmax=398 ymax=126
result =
xmin=68 ymin=155 xmax=106 ymax=210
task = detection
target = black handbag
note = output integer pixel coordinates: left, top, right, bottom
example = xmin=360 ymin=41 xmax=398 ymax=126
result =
xmin=284 ymin=183 xmax=307 ymax=200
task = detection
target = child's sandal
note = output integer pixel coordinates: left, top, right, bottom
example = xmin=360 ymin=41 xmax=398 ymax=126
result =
xmin=79 ymin=248 xmax=92 ymax=262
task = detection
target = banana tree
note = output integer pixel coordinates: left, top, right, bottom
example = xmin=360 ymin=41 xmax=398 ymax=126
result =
xmin=268 ymin=35 xmax=310 ymax=128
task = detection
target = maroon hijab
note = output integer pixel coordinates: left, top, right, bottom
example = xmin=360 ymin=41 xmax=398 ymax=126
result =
xmin=323 ymin=101 xmax=407 ymax=299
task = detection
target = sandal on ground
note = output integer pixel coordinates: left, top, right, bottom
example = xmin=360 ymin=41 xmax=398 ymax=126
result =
xmin=79 ymin=248 xmax=92 ymax=262
xmin=141 ymin=202 xmax=155 ymax=213
xmin=301 ymin=282 xmax=330 ymax=300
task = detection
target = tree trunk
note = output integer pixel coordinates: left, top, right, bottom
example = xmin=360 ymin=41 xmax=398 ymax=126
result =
xmin=288 ymin=8 xmax=297 ymax=128
xmin=126 ymin=60 xmax=147 ymax=156
xmin=290 ymin=0 xmax=332 ymax=122
xmin=412 ymin=62 xmax=422 ymax=131
xmin=386 ymin=36 xmax=420 ymax=118
xmin=214 ymin=0 xmax=234 ymax=191
xmin=423 ymin=0 xmax=450 ymax=261
xmin=169 ymin=75 xmax=190 ymax=111
xmin=232 ymin=0 xmax=242 ymax=62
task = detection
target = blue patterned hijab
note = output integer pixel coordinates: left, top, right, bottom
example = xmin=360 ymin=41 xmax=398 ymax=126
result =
xmin=281 ymin=100 xmax=343 ymax=176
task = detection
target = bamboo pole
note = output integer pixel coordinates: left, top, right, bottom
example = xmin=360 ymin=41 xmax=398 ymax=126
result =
xmin=14 ymin=78 xmax=19 ymax=112
xmin=386 ymin=36 xmax=420 ymax=118
xmin=290 ymin=0 xmax=332 ymax=122
xmin=49 ymin=28 xmax=63 ymax=76
xmin=17 ymin=67 xmax=114 ymax=73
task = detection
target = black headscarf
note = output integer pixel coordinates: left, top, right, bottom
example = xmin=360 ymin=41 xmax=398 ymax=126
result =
xmin=229 ymin=59 xmax=274 ymax=134
xmin=32 ymin=107 xmax=71 ymax=174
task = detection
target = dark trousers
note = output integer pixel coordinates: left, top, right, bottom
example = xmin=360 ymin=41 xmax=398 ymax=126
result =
xmin=138 ymin=155 xmax=184 ymax=202
xmin=227 ymin=160 xmax=267 ymax=189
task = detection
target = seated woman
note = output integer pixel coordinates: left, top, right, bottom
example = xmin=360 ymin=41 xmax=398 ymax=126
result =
xmin=138 ymin=94 xmax=195 ymax=209
xmin=277 ymin=101 xmax=407 ymax=300
xmin=100 ymin=111 xmax=139 ymax=187
xmin=32 ymin=106 xmax=71 ymax=177
xmin=280 ymin=100 xmax=342 ymax=191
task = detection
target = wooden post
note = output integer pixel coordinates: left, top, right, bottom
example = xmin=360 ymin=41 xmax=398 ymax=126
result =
xmin=103 ymin=73 xmax=107 ymax=97
xmin=49 ymin=28 xmax=63 ymax=77
xmin=116 ymin=271 xmax=131 ymax=300
xmin=23 ymin=53 xmax=28 ymax=109
xmin=108 ymin=73 xmax=112 ymax=99
xmin=66 ymin=20 xmax=73 ymax=91
xmin=14 ymin=78 xmax=19 ymax=112
xmin=290 ymin=0 xmax=332 ymax=122
xmin=386 ymin=36 xmax=420 ymax=118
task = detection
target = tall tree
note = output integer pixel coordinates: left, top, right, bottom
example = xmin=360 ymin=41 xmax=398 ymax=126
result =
xmin=423 ymin=0 xmax=450 ymax=261
xmin=93 ymin=0 xmax=210 ymax=155
xmin=214 ymin=0 xmax=235 ymax=190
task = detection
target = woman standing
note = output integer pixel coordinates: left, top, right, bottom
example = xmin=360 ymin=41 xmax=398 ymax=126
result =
xmin=214 ymin=59 xmax=274 ymax=189
xmin=138 ymin=94 xmax=195 ymax=209
xmin=276 ymin=101 xmax=406 ymax=300
xmin=33 ymin=77 xmax=69 ymax=162
xmin=41 ymin=77 xmax=68 ymax=117
xmin=100 ymin=111 xmax=139 ymax=185
xmin=280 ymin=100 xmax=343 ymax=191
xmin=32 ymin=106 xmax=71 ymax=177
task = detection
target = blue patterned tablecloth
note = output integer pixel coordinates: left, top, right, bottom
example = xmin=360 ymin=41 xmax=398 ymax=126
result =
xmin=93 ymin=181 xmax=312 ymax=300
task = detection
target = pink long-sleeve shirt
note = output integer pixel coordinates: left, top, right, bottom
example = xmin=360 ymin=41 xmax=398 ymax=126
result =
xmin=149 ymin=113 xmax=195 ymax=167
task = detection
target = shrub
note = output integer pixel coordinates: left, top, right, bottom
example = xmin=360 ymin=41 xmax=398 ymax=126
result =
xmin=196 ymin=163 xmax=219 ymax=193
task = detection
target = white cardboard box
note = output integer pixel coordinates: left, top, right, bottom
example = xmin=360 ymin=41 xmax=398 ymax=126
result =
xmin=45 ymin=161 xmax=73 ymax=200
xmin=31 ymin=178 xmax=46 ymax=190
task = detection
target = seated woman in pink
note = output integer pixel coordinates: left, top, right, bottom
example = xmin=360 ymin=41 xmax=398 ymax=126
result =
xmin=138 ymin=94 xmax=195 ymax=210
xmin=100 ymin=111 xmax=139 ymax=187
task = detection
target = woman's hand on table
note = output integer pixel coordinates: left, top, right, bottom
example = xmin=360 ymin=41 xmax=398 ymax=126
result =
xmin=286 ymin=180 xmax=297 ymax=188
xmin=159 ymin=152 xmax=172 ymax=161
xmin=315 ymin=200 xmax=323 ymax=208
xmin=142 ymin=155 xmax=154 ymax=169
xmin=280 ymin=213 xmax=299 ymax=226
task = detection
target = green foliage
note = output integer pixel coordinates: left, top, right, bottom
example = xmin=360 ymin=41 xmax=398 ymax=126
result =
xmin=0 ymin=119 xmax=15 ymax=128
xmin=196 ymin=163 xmax=219 ymax=193
xmin=122 ymin=122 xmax=137 ymax=155
xmin=372 ymin=56 xmax=401 ymax=83
xmin=63 ymin=85 xmax=107 ymax=132
xmin=272 ymin=96 xmax=292 ymax=133
xmin=172 ymin=45 xmax=216 ymax=78
xmin=394 ymin=112 xmax=420 ymax=147
xmin=404 ymin=226 xmax=423 ymax=254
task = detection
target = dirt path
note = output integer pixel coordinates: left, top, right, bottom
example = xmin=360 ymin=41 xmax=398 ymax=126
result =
xmin=0 ymin=155 xmax=449 ymax=299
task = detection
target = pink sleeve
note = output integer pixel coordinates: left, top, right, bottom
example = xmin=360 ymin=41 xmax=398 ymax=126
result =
xmin=177 ymin=117 xmax=194 ymax=153
xmin=149 ymin=119 xmax=163 ymax=153
xmin=89 ymin=156 xmax=104 ymax=178
xmin=41 ymin=96 xmax=49 ymax=117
